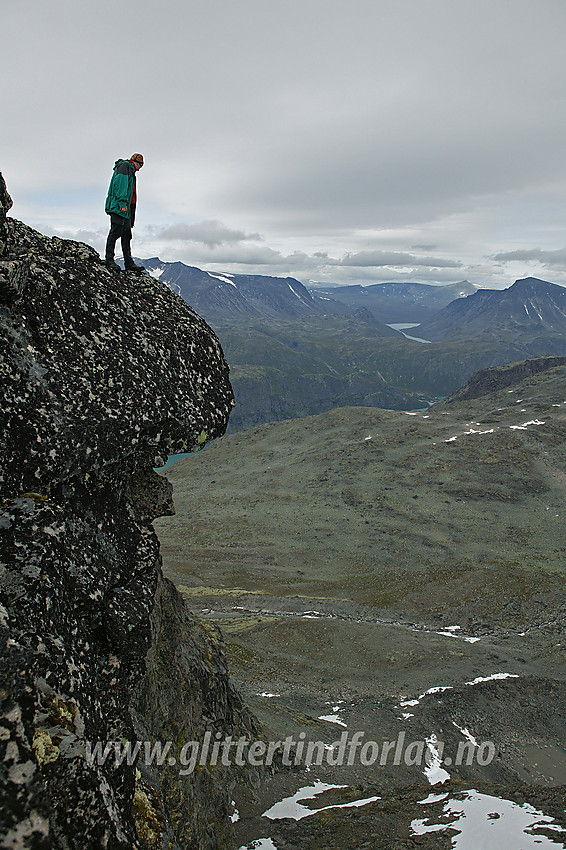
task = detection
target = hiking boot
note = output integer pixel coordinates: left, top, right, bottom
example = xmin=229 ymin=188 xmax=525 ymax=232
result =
xmin=124 ymin=259 xmax=145 ymax=272
xmin=105 ymin=259 xmax=121 ymax=272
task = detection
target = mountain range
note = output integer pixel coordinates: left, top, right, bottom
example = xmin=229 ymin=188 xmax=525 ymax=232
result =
xmin=141 ymin=258 xmax=476 ymax=328
xmin=141 ymin=259 xmax=341 ymax=323
xmin=140 ymin=259 xmax=566 ymax=430
xmin=309 ymin=279 xmax=481 ymax=323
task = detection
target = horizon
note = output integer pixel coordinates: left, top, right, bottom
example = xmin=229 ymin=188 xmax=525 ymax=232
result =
xmin=138 ymin=255 xmax=566 ymax=292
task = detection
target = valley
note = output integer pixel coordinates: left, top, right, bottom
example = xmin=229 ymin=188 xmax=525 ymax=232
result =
xmin=154 ymin=361 xmax=566 ymax=849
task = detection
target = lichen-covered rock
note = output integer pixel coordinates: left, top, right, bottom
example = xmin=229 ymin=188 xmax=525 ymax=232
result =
xmin=0 ymin=180 xmax=253 ymax=848
xmin=0 ymin=173 xmax=27 ymax=304
xmin=0 ymin=172 xmax=12 ymax=258
xmin=0 ymin=200 xmax=233 ymax=495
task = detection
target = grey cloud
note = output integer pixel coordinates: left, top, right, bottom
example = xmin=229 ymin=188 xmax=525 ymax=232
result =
xmin=200 ymin=4 xmax=566 ymax=236
xmin=189 ymin=245 xmax=461 ymax=272
xmin=338 ymin=251 xmax=462 ymax=269
xmin=492 ymin=248 xmax=566 ymax=268
xmin=157 ymin=221 xmax=262 ymax=249
xmin=36 ymin=225 xmax=105 ymax=242
xmin=64 ymin=229 xmax=105 ymax=245
xmin=32 ymin=225 xmax=106 ymax=253
xmin=184 ymin=246 xmax=321 ymax=268
xmin=316 ymin=266 xmax=472 ymax=285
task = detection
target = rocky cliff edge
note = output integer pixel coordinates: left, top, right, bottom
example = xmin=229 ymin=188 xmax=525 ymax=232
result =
xmin=0 ymin=174 xmax=257 ymax=849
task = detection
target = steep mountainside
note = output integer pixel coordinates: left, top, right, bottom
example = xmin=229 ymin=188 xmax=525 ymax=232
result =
xmin=418 ymin=277 xmax=566 ymax=342
xmin=141 ymin=258 xmax=481 ymax=327
xmin=0 ymin=175 xmax=257 ymax=849
xmin=216 ymin=315 xmax=427 ymax=430
xmin=310 ymin=279 xmax=480 ymax=323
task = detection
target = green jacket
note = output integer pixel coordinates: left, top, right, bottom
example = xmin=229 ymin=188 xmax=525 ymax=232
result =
xmin=105 ymin=159 xmax=137 ymax=223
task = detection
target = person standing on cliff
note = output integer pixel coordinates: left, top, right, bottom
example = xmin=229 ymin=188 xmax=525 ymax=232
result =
xmin=104 ymin=153 xmax=145 ymax=272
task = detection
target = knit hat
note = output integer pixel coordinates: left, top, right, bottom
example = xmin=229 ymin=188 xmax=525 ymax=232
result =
xmin=130 ymin=153 xmax=144 ymax=165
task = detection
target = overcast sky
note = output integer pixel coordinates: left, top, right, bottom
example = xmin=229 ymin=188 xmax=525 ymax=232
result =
xmin=4 ymin=0 xmax=566 ymax=288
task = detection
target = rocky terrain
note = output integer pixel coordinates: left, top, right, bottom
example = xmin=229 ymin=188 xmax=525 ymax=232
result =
xmin=0 ymin=174 xmax=258 ymax=849
xmin=155 ymin=359 xmax=566 ymax=848
xmin=448 ymin=355 xmax=566 ymax=403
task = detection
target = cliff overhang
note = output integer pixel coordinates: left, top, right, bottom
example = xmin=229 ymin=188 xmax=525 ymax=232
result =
xmin=0 ymin=174 xmax=254 ymax=849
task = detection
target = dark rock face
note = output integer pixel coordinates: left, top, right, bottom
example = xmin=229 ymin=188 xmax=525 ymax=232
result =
xmin=0 ymin=174 xmax=27 ymax=305
xmin=132 ymin=579 xmax=260 ymax=849
xmin=0 ymin=182 xmax=233 ymax=494
xmin=0 ymin=174 xmax=254 ymax=848
xmin=448 ymin=354 xmax=566 ymax=402
xmin=0 ymin=173 xmax=13 ymax=253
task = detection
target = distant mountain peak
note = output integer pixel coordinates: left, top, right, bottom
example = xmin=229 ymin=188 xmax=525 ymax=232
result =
xmin=418 ymin=276 xmax=566 ymax=341
xmin=509 ymin=276 xmax=564 ymax=293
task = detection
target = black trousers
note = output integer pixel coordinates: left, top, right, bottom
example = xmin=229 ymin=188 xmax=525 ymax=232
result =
xmin=105 ymin=213 xmax=133 ymax=261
